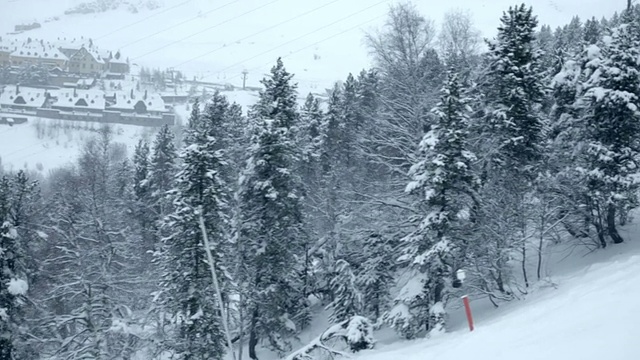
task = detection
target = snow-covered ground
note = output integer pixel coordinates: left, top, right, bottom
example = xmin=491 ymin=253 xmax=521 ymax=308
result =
xmin=274 ymin=225 xmax=640 ymax=360
xmin=0 ymin=88 xmax=261 ymax=173
xmin=0 ymin=115 xmax=156 ymax=173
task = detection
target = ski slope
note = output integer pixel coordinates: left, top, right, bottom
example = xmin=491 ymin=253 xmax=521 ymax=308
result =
xmin=352 ymin=235 xmax=640 ymax=360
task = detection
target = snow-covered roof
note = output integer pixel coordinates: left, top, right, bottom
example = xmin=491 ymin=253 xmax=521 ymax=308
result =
xmin=109 ymin=90 xmax=166 ymax=113
xmin=0 ymin=87 xmax=47 ymax=108
xmin=68 ymin=46 xmax=105 ymax=64
xmin=54 ymin=38 xmax=92 ymax=50
xmin=53 ymin=89 xmax=105 ymax=110
xmin=0 ymin=37 xmax=20 ymax=53
xmin=10 ymin=43 xmax=66 ymax=61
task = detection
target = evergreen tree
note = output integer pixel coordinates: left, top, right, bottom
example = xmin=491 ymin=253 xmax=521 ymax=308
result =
xmin=326 ymin=259 xmax=362 ymax=323
xmin=577 ymin=9 xmax=640 ymax=246
xmin=158 ymin=95 xmax=230 ymax=359
xmin=399 ymin=71 xmax=478 ymax=337
xmin=133 ymin=139 xmax=150 ymax=202
xmin=238 ymin=58 xmax=307 ymax=359
xmin=148 ymin=125 xmax=178 ymax=218
xmin=356 ymin=233 xmax=394 ymax=323
xmin=0 ymin=171 xmax=38 ymax=360
xmin=483 ymin=4 xmax=546 ymax=177
xmin=583 ymin=17 xmax=601 ymax=45
xmin=476 ymin=4 xmax=547 ymax=296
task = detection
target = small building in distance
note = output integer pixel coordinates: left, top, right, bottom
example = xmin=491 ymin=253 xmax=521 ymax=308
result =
xmin=9 ymin=41 xmax=66 ymax=69
xmin=67 ymin=46 xmax=105 ymax=75
xmin=107 ymin=90 xmax=166 ymax=116
xmin=0 ymin=85 xmax=48 ymax=111
xmin=51 ymin=88 xmax=105 ymax=114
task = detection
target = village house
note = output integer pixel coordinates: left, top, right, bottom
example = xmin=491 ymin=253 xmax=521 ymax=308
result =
xmin=107 ymin=89 xmax=166 ymax=116
xmin=10 ymin=42 xmax=66 ymax=69
xmin=0 ymin=85 xmax=48 ymax=111
xmin=66 ymin=46 xmax=105 ymax=75
xmin=107 ymin=58 xmax=130 ymax=75
xmin=51 ymin=88 xmax=105 ymax=114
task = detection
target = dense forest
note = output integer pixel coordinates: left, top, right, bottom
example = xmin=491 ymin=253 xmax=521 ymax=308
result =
xmin=1 ymin=2 xmax=639 ymax=359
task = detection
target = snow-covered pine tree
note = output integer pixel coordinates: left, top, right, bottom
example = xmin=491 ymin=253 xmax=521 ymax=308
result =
xmin=157 ymin=94 xmax=231 ymax=360
xmin=474 ymin=4 xmax=547 ymax=294
xmin=0 ymin=171 xmax=38 ymax=360
xmin=133 ymin=139 xmax=150 ymax=202
xmin=576 ymin=9 xmax=640 ymax=246
xmin=356 ymin=233 xmax=394 ymax=323
xmin=396 ymin=71 xmax=477 ymax=337
xmin=132 ymin=139 xmax=156 ymax=252
xmin=299 ymin=93 xmax=324 ymax=167
xmin=483 ymin=4 xmax=546 ymax=178
xmin=583 ymin=17 xmax=602 ymax=45
xmin=326 ymin=259 xmax=362 ymax=323
xmin=148 ymin=124 xmax=178 ymax=218
xmin=238 ymin=58 xmax=307 ymax=359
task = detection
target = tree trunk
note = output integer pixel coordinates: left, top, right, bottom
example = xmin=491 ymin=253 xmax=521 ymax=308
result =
xmin=592 ymin=203 xmax=607 ymax=248
xmin=0 ymin=339 xmax=12 ymax=360
xmin=521 ymin=242 xmax=529 ymax=288
xmin=594 ymin=220 xmax=607 ymax=248
xmin=607 ymin=204 xmax=624 ymax=244
xmin=537 ymin=230 xmax=544 ymax=281
xmin=248 ymin=308 xmax=259 ymax=360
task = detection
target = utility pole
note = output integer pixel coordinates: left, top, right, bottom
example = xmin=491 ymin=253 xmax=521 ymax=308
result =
xmin=241 ymin=69 xmax=248 ymax=90
xmin=198 ymin=207 xmax=237 ymax=360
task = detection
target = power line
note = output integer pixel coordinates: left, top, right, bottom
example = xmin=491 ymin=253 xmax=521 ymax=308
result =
xmin=95 ymin=0 xmax=192 ymax=40
xmin=172 ymin=0 xmax=345 ymax=68
xmin=200 ymin=0 xmax=389 ymax=81
xmin=120 ymin=0 xmax=240 ymax=50
xmin=131 ymin=0 xmax=282 ymax=61
xmin=211 ymin=12 xmax=387 ymax=84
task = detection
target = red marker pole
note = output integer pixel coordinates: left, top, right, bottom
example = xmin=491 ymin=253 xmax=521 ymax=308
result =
xmin=462 ymin=295 xmax=474 ymax=332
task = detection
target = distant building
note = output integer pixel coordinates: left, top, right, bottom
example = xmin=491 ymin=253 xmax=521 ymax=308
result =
xmin=67 ymin=47 xmax=105 ymax=75
xmin=107 ymin=90 xmax=166 ymax=115
xmin=10 ymin=42 xmax=66 ymax=69
xmin=51 ymin=88 xmax=105 ymax=113
xmin=0 ymin=38 xmax=17 ymax=66
xmin=0 ymin=85 xmax=47 ymax=110
xmin=107 ymin=59 xmax=129 ymax=74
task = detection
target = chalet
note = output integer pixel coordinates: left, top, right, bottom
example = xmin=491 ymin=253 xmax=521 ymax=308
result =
xmin=67 ymin=47 xmax=105 ymax=75
xmin=51 ymin=89 xmax=105 ymax=113
xmin=0 ymin=85 xmax=47 ymax=111
xmin=56 ymin=38 xmax=92 ymax=58
xmin=107 ymin=90 xmax=166 ymax=116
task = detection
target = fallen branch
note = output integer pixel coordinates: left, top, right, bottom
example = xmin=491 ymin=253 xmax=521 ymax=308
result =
xmin=283 ymin=316 xmax=374 ymax=360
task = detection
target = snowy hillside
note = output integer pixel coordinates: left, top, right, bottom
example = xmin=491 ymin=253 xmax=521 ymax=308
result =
xmin=0 ymin=0 xmax=620 ymax=92
xmin=354 ymin=238 xmax=639 ymax=360
xmin=0 ymin=0 xmax=621 ymax=171
xmin=238 ymin=223 xmax=639 ymax=360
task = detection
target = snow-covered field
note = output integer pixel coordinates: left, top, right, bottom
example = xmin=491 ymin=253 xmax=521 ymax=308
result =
xmin=0 ymin=88 xmax=261 ymax=173
xmin=0 ymin=115 xmax=155 ymax=173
